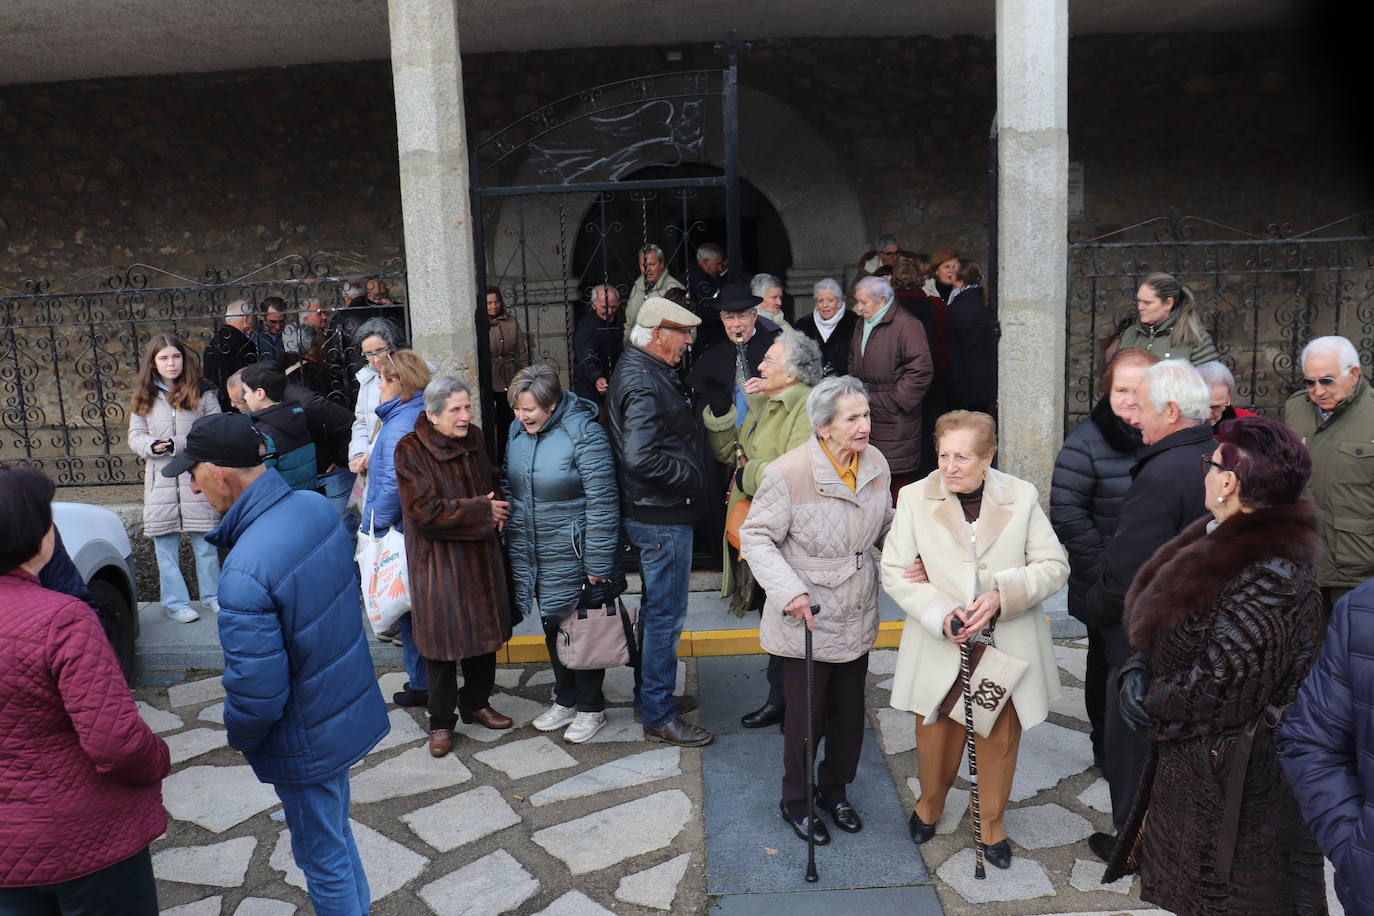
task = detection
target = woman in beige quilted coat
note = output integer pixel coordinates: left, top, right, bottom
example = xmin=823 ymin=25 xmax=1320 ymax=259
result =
xmin=739 ymin=375 xmax=894 ymax=846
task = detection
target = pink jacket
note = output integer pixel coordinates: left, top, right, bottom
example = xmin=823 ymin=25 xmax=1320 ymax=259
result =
xmin=0 ymin=569 xmax=170 ymax=886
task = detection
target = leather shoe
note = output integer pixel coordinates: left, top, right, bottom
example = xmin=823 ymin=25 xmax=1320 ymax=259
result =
xmin=815 ymin=790 xmax=862 ymax=833
xmin=392 ymin=683 xmax=429 ymax=708
xmin=983 ymin=839 xmax=1012 ymax=869
xmin=460 ymin=706 xmax=513 ymax=730
xmin=428 ymin=728 xmax=454 ymax=757
xmin=779 ymin=800 xmax=830 ymax=845
xmin=633 ymin=695 xmax=699 ymax=723
xmin=908 ymin=810 xmax=936 ymax=845
xmin=643 ymin=716 xmax=715 ymax=747
xmin=741 ymin=702 xmax=784 ymax=729
xmin=1088 ymin=831 xmax=1117 ymax=864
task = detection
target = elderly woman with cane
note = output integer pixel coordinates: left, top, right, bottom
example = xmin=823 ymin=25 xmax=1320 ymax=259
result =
xmin=739 ymin=375 xmax=894 ymax=848
xmin=881 ymin=410 xmax=1069 ymax=870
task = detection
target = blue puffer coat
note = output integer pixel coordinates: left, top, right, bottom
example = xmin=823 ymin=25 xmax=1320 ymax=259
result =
xmin=361 ymin=392 xmax=426 ymax=535
xmin=207 ymin=469 xmax=388 ymax=786
xmin=504 ymin=391 xmax=621 ymax=617
xmin=1278 ymin=581 xmax=1374 ymax=914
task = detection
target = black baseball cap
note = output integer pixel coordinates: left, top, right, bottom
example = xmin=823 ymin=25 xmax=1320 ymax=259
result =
xmin=161 ymin=412 xmax=265 ymax=478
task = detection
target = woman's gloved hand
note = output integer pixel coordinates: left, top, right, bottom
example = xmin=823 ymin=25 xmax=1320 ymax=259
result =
xmin=1119 ymin=667 xmax=1154 ymax=732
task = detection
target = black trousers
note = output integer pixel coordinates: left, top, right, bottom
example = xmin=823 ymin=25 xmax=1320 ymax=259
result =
xmin=751 ymin=583 xmax=785 ymax=708
xmin=0 ymin=847 xmax=157 ymax=916
xmin=425 ymin=652 xmax=497 ymax=731
xmin=542 ymin=615 xmax=607 ymax=712
xmin=1101 ymin=624 xmax=1148 ymax=831
xmin=780 ymin=652 xmax=869 ymax=817
xmin=1085 ymin=625 xmax=1107 ymax=765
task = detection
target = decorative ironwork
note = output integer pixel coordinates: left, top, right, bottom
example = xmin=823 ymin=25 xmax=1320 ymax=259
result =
xmin=0 ymin=254 xmax=407 ymax=487
xmin=1065 ymin=213 xmax=1374 ymax=433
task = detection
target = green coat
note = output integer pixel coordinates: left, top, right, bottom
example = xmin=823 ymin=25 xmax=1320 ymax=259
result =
xmin=1283 ymin=376 xmax=1374 ymax=590
xmin=1114 ymin=309 xmax=1220 ymax=365
xmin=703 ymin=381 xmax=814 ymax=603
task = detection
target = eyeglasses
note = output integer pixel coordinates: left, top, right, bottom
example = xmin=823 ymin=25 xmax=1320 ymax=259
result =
xmin=1200 ymin=454 xmax=1235 ymax=475
xmin=1302 ymin=375 xmax=1341 ymax=388
xmin=879 ymin=249 xmax=900 ymax=257
xmin=362 ymin=347 xmax=393 ymax=360
xmin=759 ymin=356 xmax=779 ymax=367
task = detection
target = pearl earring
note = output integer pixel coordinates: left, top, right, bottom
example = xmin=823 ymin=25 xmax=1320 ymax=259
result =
xmin=1217 ymin=495 xmax=1225 ymax=504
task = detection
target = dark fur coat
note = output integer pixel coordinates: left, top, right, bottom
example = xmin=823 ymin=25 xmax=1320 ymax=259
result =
xmin=1105 ymin=501 xmax=1327 ymax=914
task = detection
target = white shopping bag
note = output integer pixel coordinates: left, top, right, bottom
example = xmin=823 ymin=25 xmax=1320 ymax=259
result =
xmin=357 ymin=517 xmax=411 ymax=635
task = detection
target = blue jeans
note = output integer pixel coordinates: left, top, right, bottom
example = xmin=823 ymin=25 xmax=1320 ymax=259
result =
xmin=622 ymin=519 xmax=693 ymax=727
xmin=398 ymin=612 xmax=428 ymax=691
xmin=274 ymin=771 xmax=370 ymax=916
xmin=152 ymin=532 xmax=219 ymax=612
xmin=319 ymin=466 xmax=358 ymax=535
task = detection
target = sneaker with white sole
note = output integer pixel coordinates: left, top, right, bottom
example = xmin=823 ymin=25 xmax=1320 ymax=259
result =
xmin=533 ymin=703 xmax=577 ymax=732
xmin=563 ymin=711 xmax=606 ymax=744
xmin=202 ymin=598 xmax=219 ymax=614
xmin=164 ymin=605 xmax=200 ymax=623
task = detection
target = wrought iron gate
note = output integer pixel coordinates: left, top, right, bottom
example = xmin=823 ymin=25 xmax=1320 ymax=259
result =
xmin=1065 ymin=213 xmax=1374 ymax=433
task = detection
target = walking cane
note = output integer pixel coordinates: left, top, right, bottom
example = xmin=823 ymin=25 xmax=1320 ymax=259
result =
xmin=804 ymin=603 xmax=821 ymax=883
xmin=950 ymin=617 xmax=986 ymax=879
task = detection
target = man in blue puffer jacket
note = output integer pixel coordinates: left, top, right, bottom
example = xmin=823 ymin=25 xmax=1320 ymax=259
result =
xmin=165 ymin=412 xmax=388 ymax=916
xmin=1277 ymin=579 xmax=1374 ymax=915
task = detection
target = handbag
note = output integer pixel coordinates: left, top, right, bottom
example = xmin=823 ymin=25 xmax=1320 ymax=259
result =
xmin=356 ymin=514 xmax=412 ymax=635
xmin=347 ymin=416 xmax=383 ymax=514
xmin=556 ymin=584 xmax=640 ymax=671
xmin=725 ymin=494 xmax=752 ymax=553
xmin=937 ymin=625 xmax=1029 ymax=738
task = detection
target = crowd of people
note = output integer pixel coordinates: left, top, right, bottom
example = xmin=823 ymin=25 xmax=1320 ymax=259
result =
xmin=3 ymin=235 xmax=1374 ymax=916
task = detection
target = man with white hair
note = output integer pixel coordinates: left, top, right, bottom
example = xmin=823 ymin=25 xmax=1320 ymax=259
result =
xmin=1084 ymin=359 xmax=1214 ymax=864
xmin=1284 ymin=335 xmax=1374 ymax=607
xmin=203 ymin=298 xmax=260 ymax=411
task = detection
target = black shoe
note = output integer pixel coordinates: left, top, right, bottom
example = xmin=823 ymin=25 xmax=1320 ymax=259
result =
xmin=779 ymin=800 xmax=830 ymax=845
xmin=815 ymin=790 xmax=862 ymax=833
xmin=1088 ymin=831 xmax=1117 ymax=864
xmin=741 ymin=702 xmax=784 ymax=729
xmin=908 ymin=810 xmax=936 ymax=845
xmin=983 ymin=839 xmax=1012 ymax=869
xmin=392 ymin=683 xmax=429 ymax=708
xmin=643 ymin=716 xmax=715 ymax=747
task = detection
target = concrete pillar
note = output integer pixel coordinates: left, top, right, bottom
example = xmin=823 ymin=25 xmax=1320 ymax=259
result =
xmin=387 ymin=0 xmax=480 ymax=407
xmin=995 ymin=0 xmax=1069 ymax=499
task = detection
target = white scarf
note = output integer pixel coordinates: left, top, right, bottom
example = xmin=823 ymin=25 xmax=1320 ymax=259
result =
xmin=812 ymin=305 xmax=847 ymax=342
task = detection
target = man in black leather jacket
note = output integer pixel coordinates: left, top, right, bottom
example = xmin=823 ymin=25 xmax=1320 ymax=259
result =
xmin=607 ymin=296 xmax=715 ymax=748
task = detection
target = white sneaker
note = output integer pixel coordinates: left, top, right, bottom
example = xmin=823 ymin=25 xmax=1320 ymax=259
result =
xmin=563 ymin=711 xmax=606 ymax=744
xmin=202 ymin=598 xmax=219 ymax=614
xmin=164 ymin=605 xmax=200 ymax=623
xmin=533 ymin=703 xmax=577 ymax=732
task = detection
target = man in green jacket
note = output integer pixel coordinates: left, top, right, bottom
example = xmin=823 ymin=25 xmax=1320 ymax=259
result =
xmin=1283 ymin=335 xmax=1374 ymax=608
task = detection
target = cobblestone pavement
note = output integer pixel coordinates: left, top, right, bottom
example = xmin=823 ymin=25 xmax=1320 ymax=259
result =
xmin=140 ymin=637 xmax=1345 ymax=915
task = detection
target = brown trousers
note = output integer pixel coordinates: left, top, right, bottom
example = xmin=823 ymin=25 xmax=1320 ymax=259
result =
xmin=914 ymin=700 xmax=1023 ymax=845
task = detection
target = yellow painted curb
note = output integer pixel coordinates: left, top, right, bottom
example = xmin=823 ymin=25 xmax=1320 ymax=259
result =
xmin=499 ymin=620 xmax=906 ymax=662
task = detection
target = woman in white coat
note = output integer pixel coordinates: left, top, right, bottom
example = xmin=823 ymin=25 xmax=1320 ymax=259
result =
xmin=881 ymin=410 xmax=1068 ymax=869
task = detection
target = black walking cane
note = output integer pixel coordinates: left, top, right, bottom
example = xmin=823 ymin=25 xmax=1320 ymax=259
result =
xmin=950 ymin=617 xmax=986 ymax=879
xmin=804 ymin=603 xmax=821 ymax=883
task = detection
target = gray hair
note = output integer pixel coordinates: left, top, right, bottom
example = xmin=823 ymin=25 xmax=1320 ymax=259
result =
xmin=855 ymin=275 xmax=893 ymax=303
xmin=639 ymin=244 xmax=664 ymax=260
xmin=696 ymin=242 xmax=723 ymax=261
xmin=507 ymin=364 xmax=562 ymax=411
xmin=225 ymin=369 xmax=244 ymax=393
xmin=751 ymin=273 xmax=783 ymax=298
xmin=813 ymin=277 xmax=844 ymax=301
xmin=1195 ymin=360 xmax=1236 ymax=394
xmin=354 ymin=317 xmax=401 ymax=349
xmin=775 ymin=329 xmax=824 ymax=387
xmin=224 ymin=299 xmax=253 ymax=319
xmin=590 ymin=283 xmax=619 ymax=307
xmin=1300 ymin=335 xmax=1360 ymax=374
xmin=629 ymin=324 xmax=655 ymax=348
xmin=1142 ymin=359 xmax=1210 ymax=425
xmin=340 ymin=280 xmax=365 ymax=300
xmin=423 ymin=375 xmax=471 ymax=414
xmin=807 ymin=375 xmax=869 ymax=429
xmin=875 ymin=234 xmax=900 ymax=251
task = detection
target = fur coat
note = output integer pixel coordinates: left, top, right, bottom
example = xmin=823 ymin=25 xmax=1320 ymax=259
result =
xmin=1104 ymin=501 xmax=1327 ymax=915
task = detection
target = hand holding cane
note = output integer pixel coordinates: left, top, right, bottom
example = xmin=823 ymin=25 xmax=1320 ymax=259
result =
xmin=804 ymin=602 xmax=821 ymax=883
xmin=950 ymin=615 xmax=986 ymax=879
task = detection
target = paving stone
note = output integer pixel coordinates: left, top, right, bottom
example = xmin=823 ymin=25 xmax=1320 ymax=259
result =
xmin=1071 ymin=637 xmax=1089 ymax=647
xmin=526 ymin=669 xmax=555 ymax=687
xmin=1034 ymin=911 xmax=1168 ymax=916
xmin=532 ymin=789 xmax=692 ymax=875
xmin=350 ymin=745 xmax=472 ymax=803
xmin=1070 ymin=857 xmax=1134 ymax=894
xmin=163 ymin=766 xmax=280 ymax=833
xmin=452 ymin=692 xmax=548 ymax=743
xmin=473 ymin=735 xmax=577 ymax=779
xmin=1077 ymin=777 xmax=1112 ymax=815
xmin=377 ymin=671 xmax=408 ymax=698
xmin=876 ymin=708 xmax=917 ymax=755
xmin=1327 ymin=860 xmax=1347 ymax=916
xmin=868 ymin=649 xmax=898 ymax=675
xmin=1054 ymin=644 xmax=1088 ymax=682
xmin=907 ymin=779 xmax=970 ymax=835
xmin=962 ymin=721 xmax=1093 ymax=802
xmin=1004 ymin=803 xmax=1094 ymax=849
xmin=166 ymin=727 xmax=228 ymax=765
xmin=153 ymin=836 xmax=256 ymax=887
xmin=602 ymin=662 xmax=685 ymax=703
xmin=367 ymin=707 xmax=427 ymax=755
xmin=530 ymin=747 xmax=681 ymax=807
xmin=936 ymin=846 xmax=1056 ymax=904
xmin=198 ymin=702 xmax=225 ymax=725
xmin=401 ymin=785 xmax=521 ymax=852
xmin=232 ymin=900 xmax=296 ymax=916
xmin=418 ymin=849 xmax=539 ymax=916
xmin=532 ymin=890 xmax=614 ymax=915
xmin=167 ymin=676 xmax=226 ymax=708
xmin=875 ymin=677 xmax=894 ymax=691
xmin=271 ymin=819 xmax=426 ymax=903
xmin=137 ymin=700 xmax=183 ymax=733
xmin=582 ymin=706 xmax=648 ymax=744
xmin=615 ymin=852 xmax=691 ymax=910
xmin=1049 ymin=685 xmax=1090 ymax=722
xmin=160 ymin=897 xmax=222 ymax=916
xmin=493 ymin=667 xmax=523 ymax=688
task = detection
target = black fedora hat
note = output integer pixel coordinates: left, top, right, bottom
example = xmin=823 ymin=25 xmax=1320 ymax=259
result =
xmin=714 ymin=283 xmax=763 ymax=313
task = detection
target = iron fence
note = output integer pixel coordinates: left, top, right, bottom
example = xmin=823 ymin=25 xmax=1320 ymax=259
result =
xmin=0 ymin=253 xmax=406 ymax=487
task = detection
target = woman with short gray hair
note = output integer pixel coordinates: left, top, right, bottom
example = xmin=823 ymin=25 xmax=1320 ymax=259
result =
xmin=751 ymin=272 xmax=790 ymax=330
xmin=1195 ymin=360 xmax=1258 ymax=427
xmin=796 ymin=278 xmax=858 ymax=376
xmin=504 ymin=365 xmax=622 ymax=744
xmin=703 ymin=329 xmax=825 ymax=729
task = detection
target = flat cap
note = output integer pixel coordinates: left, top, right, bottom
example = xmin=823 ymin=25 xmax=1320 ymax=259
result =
xmin=635 ymin=296 xmax=701 ymax=330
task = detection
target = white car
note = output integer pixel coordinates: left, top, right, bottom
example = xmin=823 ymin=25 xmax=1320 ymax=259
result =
xmin=53 ymin=502 xmax=139 ymax=679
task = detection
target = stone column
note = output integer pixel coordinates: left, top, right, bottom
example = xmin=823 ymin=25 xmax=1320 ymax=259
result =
xmin=996 ymin=0 xmax=1069 ymax=499
xmin=387 ymin=0 xmax=480 ymax=407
